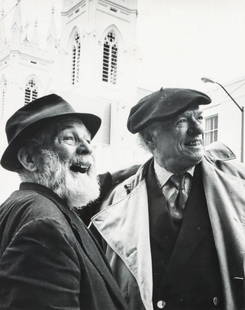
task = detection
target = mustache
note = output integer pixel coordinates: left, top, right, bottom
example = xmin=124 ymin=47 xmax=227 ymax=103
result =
xmin=67 ymin=156 xmax=95 ymax=174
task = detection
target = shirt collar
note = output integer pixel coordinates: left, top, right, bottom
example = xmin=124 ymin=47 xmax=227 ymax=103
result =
xmin=154 ymin=160 xmax=195 ymax=188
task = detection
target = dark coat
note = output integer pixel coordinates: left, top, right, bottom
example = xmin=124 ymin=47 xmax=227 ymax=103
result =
xmin=0 ymin=182 xmax=127 ymax=310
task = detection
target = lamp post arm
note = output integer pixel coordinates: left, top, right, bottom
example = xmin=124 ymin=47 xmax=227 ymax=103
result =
xmin=201 ymin=77 xmax=244 ymax=162
xmin=216 ymin=81 xmax=244 ymax=162
xmin=215 ymin=82 xmax=243 ymax=112
xmin=241 ymin=108 xmax=244 ymax=162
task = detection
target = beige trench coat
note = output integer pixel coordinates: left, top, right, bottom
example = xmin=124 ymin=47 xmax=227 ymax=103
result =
xmin=91 ymin=143 xmax=245 ymax=310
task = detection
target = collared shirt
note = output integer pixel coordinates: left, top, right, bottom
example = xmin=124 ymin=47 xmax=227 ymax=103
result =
xmin=154 ymin=160 xmax=194 ymax=201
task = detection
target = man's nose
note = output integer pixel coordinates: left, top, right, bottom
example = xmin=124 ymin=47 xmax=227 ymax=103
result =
xmin=187 ymin=120 xmax=204 ymax=136
xmin=76 ymin=140 xmax=92 ymax=155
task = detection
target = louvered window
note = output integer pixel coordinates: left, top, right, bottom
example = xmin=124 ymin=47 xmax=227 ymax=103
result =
xmin=102 ymin=30 xmax=118 ymax=85
xmin=72 ymin=32 xmax=81 ymax=85
xmin=24 ymin=79 xmax=38 ymax=104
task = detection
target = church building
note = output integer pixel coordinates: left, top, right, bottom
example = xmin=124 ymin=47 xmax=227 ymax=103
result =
xmin=0 ymin=0 xmax=150 ymax=171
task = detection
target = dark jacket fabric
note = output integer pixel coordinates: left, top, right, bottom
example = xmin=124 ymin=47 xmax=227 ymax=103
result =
xmin=0 ymin=182 xmax=127 ymax=310
xmin=147 ymin=162 xmax=224 ymax=309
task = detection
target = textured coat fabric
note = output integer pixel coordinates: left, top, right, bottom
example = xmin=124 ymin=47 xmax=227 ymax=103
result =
xmin=0 ymin=182 xmax=127 ymax=310
xmin=91 ymin=142 xmax=245 ymax=310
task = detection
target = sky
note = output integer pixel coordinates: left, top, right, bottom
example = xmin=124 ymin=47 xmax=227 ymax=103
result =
xmin=136 ymin=0 xmax=245 ymax=91
xmin=1 ymin=0 xmax=245 ymax=92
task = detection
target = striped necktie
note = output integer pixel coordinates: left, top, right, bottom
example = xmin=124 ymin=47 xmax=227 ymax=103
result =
xmin=165 ymin=173 xmax=190 ymax=221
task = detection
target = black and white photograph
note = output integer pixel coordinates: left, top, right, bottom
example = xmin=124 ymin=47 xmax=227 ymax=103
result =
xmin=0 ymin=0 xmax=245 ymax=309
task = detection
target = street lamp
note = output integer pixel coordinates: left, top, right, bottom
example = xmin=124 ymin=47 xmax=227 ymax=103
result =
xmin=201 ymin=77 xmax=244 ymax=162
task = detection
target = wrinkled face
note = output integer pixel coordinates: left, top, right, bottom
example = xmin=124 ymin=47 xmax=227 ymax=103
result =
xmin=33 ymin=119 xmax=100 ymax=208
xmin=150 ymin=106 xmax=204 ymax=173
xmin=52 ymin=120 xmax=94 ymax=174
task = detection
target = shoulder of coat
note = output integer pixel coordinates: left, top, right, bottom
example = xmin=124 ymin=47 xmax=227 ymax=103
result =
xmin=205 ymin=141 xmax=236 ymax=162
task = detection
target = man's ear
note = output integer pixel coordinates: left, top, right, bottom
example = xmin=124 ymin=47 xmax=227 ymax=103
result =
xmin=146 ymin=137 xmax=155 ymax=150
xmin=143 ymin=131 xmax=156 ymax=150
xmin=17 ymin=147 xmax=37 ymax=172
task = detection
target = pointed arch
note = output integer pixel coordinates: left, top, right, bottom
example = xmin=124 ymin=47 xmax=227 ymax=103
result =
xmin=24 ymin=76 xmax=39 ymax=104
xmin=101 ymin=25 xmax=122 ymax=85
xmin=70 ymin=27 xmax=81 ymax=85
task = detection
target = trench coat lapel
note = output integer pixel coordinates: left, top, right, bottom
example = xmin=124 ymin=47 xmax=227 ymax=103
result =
xmin=201 ymin=158 xmax=245 ymax=310
xmin=92 ymin=178 xmax=154 ymax=310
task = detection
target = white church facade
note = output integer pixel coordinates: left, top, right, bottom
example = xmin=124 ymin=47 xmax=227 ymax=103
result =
xmin=0 ymin=0 xmax=151 ymax=173
xmin=0 ymin=0 xmax=245 ymax=176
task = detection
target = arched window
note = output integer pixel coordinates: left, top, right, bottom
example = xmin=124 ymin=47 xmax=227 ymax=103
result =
xmin=24 ymin=78 xmax=38 ymax=104
xmin=102 ymin=30 xmax=118 ymax=85
xmin=0 ymin=77 xmax=7 ymax=118
xmin=71 ymin=32 xmax=81 ymax=85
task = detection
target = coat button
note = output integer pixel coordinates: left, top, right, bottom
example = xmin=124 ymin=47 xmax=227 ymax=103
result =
xmin=157 ymin=300 xmax=166 ymax=309
xmin=213 ymin=296 xmax=219 ymax=306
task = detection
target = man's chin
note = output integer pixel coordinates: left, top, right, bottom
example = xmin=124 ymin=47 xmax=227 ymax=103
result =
xmin=187 ymin=154 xmax=203 ymax=167
xmin=69 ymin=184 xmax=100 ymax=209
xmin=68 ymin=193 xmax=100 ymax=210
xmin=65 ymin=171 xmax=100 ymax=209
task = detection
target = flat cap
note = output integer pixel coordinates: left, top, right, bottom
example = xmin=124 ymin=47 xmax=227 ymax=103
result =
xmin=127 ymin=88 xmax=211 ymax=133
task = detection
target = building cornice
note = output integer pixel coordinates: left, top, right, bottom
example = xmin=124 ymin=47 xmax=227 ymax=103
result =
xmin=98 ymin=0 xmax=137 ymax=14
xmin=61 ymin=0 xmax=86 ymax=16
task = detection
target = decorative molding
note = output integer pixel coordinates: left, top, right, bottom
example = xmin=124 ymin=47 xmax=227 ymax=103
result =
xmin=65 ymin=10 xmax=85 ymax=25
xmin=98 ymin=0 xmax=137 ymax=14
xmin=61 ymin=0 xmax=86 ymax=16
xmin=96 ymin=8 xmax=130 ymax=23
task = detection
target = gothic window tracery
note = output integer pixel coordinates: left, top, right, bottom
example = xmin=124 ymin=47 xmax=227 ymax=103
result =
xmin=72 ymin=32 xmax=81 ymax=85
xmin=102 ymin=29 xmax=118 ymax=85
xmin=24 ymin=78 xmax=38 ymax=104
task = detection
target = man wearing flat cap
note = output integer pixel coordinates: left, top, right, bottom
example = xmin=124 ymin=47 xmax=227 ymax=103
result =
xmin=91 ymin=88 xmax=245 ymax=310
xmin=0 ymin=94 xmax=127 ymax=310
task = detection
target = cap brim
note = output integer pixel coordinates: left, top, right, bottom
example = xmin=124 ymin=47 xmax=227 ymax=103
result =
xmin=1 ymin=113 xmax=101 ymax=172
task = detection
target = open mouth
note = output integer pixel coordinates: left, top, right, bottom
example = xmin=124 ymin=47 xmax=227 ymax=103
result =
xmin=185 ymin=139 xmax=202 ymax=147
xmin=70 ymin=164 xmax=90 ymax=174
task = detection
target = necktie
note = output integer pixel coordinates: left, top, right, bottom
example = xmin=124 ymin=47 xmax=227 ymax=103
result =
xmin=165 ymin=174 xmax=190 ymax=221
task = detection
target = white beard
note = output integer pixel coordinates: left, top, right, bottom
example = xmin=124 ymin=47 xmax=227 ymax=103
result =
xmin=32 ymin=150 xmax=100 ymax=209
xmin=59 ymin=162 xmax=100 ymax=209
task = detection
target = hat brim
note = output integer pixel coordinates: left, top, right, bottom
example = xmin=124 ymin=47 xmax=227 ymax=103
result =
xmin=1 ymin=112 xmax=101 ymax=172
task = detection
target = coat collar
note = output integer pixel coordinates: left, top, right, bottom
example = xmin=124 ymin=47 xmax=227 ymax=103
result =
xmin=20 ymin=182 xmax=66 ymax=204
xmin=204 ymin=141 xmax=236 ymax=162
xmin=92 ymin=178 xmax=153 ymax=310
xmin=92 ymin=142 xmax=243 ymax=310
xmin=122 ymin=142 xmax=236 ymax=196
xmin=20 ymin=182 xmax=127 ymax=309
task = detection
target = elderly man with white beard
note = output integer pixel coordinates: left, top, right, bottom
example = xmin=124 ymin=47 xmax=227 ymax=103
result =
xmin=0 ymin=94 xmax=127 ymax=310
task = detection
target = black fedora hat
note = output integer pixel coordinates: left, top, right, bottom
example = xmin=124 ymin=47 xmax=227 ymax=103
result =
xmin=1 ymin=93 xmax=101 ymax=171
